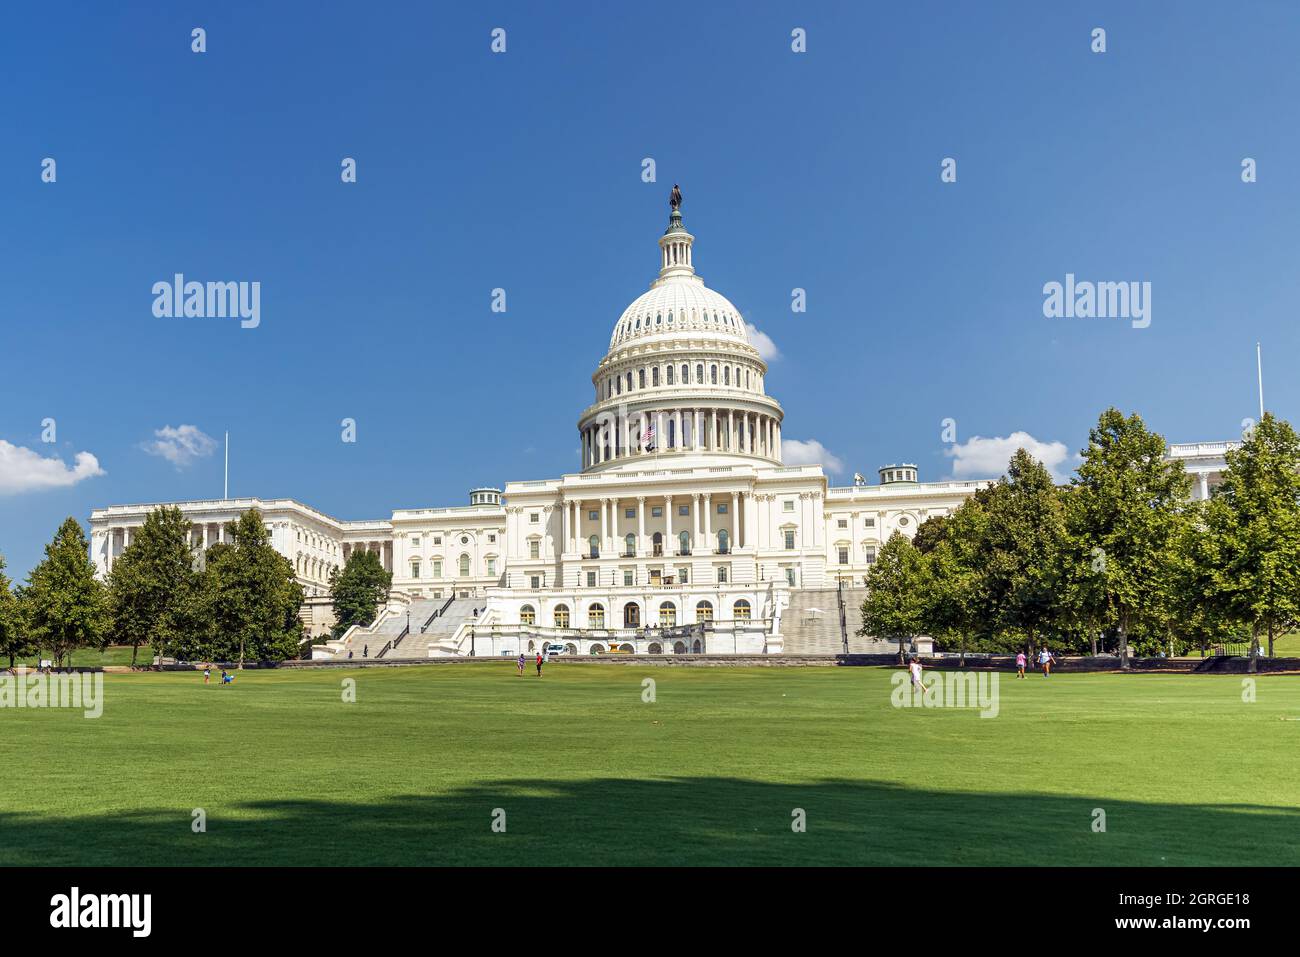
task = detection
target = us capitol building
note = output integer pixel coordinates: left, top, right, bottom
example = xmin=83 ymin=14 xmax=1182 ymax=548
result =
xmin=89 ymin=195 xmax=989 ymax=657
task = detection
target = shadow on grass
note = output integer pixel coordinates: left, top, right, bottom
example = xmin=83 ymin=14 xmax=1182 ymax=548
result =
xmin=3 ymin=776 xmax=1294 ymax=866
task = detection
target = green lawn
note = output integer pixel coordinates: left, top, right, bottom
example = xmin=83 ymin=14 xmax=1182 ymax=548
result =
xmin=1 ymin=664 xmax=1297 ymax=866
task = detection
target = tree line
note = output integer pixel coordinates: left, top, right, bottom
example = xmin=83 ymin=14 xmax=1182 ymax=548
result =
xmin=0 ymin=505 xmax=395 ymax=669
xmin=859 ymin=408 xmax=1300 ymax=672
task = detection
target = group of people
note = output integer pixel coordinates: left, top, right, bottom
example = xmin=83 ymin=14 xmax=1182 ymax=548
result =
xmin=517 ymin=651 xmax=546 ymax=677
xmin=905 ymin=646 xmax=1059 ymax=691
xmin=201 ymin=666 xmax=235 ymax=685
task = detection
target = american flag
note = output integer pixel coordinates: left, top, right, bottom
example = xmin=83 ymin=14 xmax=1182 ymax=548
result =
xmin=642 ymin=419 xmax=656 ymax=450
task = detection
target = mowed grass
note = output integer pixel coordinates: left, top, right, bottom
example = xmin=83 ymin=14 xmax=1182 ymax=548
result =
xmin=2 ymin=664 xmax=1297 ymax=866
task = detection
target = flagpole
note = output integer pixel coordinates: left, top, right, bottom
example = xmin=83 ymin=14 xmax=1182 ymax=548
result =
xmin=224 ymin=431 xmax=229 ymax=500
xmin=1256 ymin=342 xmax=1264 ymax=420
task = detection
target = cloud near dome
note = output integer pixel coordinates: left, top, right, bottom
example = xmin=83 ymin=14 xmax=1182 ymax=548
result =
xmin=744 ymin=322 xmax=779 ymax=361
xmin=781 ymin=438 xmax=845 ymax=475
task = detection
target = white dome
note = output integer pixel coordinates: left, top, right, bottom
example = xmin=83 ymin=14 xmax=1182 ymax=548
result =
xmin=609 ymin=277 xmax=750 ymax=351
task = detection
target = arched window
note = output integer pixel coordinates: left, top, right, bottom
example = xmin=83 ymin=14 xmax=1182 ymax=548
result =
xmin=624 ymin=533 xmax=636 ymax=557
xmin=626 ymin=372 xmax=632 ymax=391
xmin=696 ymin=363 xmax=704 ymax=382
xmin=666 ymin=365 xmax=674 ymax=385
xmin=459 ymin=554 xmax=470 ymax=577
xmin=554 ymin=604 xmax=570 ymax=629
xmin=659 ymin=602 xmax=677 ymax=627
xmin=717 ymin=528 xmax=729 ymax=554
xmin=673 ymin=641 xmax=687 ymax=655
xmin=520 ymin=604 xmax=536 ymax=626
xmin=710 ymin=365 xmax=718 ymax=384
xmin=638 ymin=368 xmax=645 ymax=389
xmin=588 ymin=534 xmax=600 ymax=559
xmin=695 ymin=601 xmax=714 ymax=623
xmin=623 ymin=602 xmax=640 ymax=627
xmin=678 ymin=530 xmax=690 ymax=556
xmin=733 ymin=599 xmax=751 ymax=621
xmin=588 ymin=603 xmax=606 ymax=629
xmin=652 ymin=366 xmax=659 ymax=386
xmin=724 ymin=367 xmax=730 ymax=385
xmin=682 ymin=363 xmax=689 ymax=383
xmin=652 ymin=531 xmax=663 ymax=556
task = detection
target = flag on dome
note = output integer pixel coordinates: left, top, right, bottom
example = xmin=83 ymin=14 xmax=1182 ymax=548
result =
xmin=642 ymin=420 xmax=656 ymax=451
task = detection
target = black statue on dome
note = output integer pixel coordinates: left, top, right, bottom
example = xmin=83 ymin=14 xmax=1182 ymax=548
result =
xmin=669 ymin=184 xmax=682 ymax=210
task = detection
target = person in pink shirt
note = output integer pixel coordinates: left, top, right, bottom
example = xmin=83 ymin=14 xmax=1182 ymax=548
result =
xmin=1015 ymin=651 xmax=1027 ymax=679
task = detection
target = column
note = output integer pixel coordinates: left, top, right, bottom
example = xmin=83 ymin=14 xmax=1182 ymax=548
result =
xmin=675 ymin=410 xmax=683 ymax=449
xmin=693 ymin=493 xmax=702 ymax=544
xmin=561 ymin=499 xmax=570 ymax=555
xmin=745 ymin=491 xmax=757 ymax=550
xmin=703 ymin=492 xmax=712 ymax=549
xmin=727 ymin=410 xmax=734 ymax=451
xmin=775 ymin=421 xmax=782 ymax=461
xmin=600 ymin=499 xmax=609 ymax=555
xmin=731 ymin=492 xmax=739 ymax=548
xmin=712 ymin=410 xmax=718 ymax=450
xmin=694 ymin=408 xmax=702 ymax=448
xmin=1199 ymin=472 xmax=1210 ymax=500
xmin=637 ymin=496 xmax=646 ymax=554
xmin=665 ymin=495 xmax=674 ymax=552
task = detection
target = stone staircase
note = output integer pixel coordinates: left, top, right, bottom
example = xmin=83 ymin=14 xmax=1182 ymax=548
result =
xmin=780 ymin=585 xmax=897 ymax=655
xmin=387 ymin=597 xmax=483 ymax=657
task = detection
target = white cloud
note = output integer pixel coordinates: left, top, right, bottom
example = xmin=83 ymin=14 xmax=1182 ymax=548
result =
xmin=945 ymin=431 xmax=1075 ymax=483
xmin=744 ymin=322 xmax=780 ymax=361
xmin=0 ymin=440 xmax=105 ymax=495
xmin=140 ymin=424 xmax=217 ymax=469
xmin=782 ymin=438 xmax=845 ymax=475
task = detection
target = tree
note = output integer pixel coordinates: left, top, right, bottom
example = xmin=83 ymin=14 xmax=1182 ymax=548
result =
xmin=983 ymin=449 xmax=1071 ymax=653
xmin=0 ymin=552 xmax=34 ymax=668
xmin=329 ymin=548 xmax=391 ymax=639
xmin=1068 ymin=409 xmax=1192 ymax=668
xmin=108 ymin=506 xmax=201 ymax=666
xmin=22 ymin=517 xmax=109 ymax=666
xmin=1198 ymin=414 xmax=1300 ymax=670
xmin=199 ymin=510 xmax=304 ymax=667
xmin=859 ymin=532 xmax=929 ymax=664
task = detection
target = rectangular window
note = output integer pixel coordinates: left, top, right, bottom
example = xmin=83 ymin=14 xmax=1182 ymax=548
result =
xmin=785 ymin=567 xmax=796 ymax=587
xmin=625 ymin=508 xmax=635 ymax=519
xmin=410 ymin=561 xmax=421 ymax=578
xmin=412 ymin=535 xmax=421 ymax=547
xmin=589 ymin=510 xmax=598 ymax=521
xmin=865 ymin=547 xmax=877 ymax=564
xmin=651 ymin=507 xmax=663 ymax=518
xmin=530 ymin=575 xmax=540 ymax=589
xmin=623 ymin=569 xmax=634 ymax=586
xmin=487 ymin=558 xmax=496 ymax=576
xmin=433 ymin=560 xmax=442 ymax=577
xmin=838 ymin=548 xmax=849 ymax=565
xmin=679 ymin=505 xmax=689 ymax=516
xmin=488 ymin=534 xmax=496 ymax=543
xmin=678 ymin=567 xmax=689 ymax=584
xmin=837 ymin=519 xmax=847 ymax=529
xmin=529 ymin=540 xmax=540 ymax=559
xmin=864 ymin=518 xmax=875 ymax=528
xmin=529 ymin=513 xmax=539 ymax=524
xmin=717 ymin=566 xmax=728 ymax=584
xmin=586 ymin=571 xmax=597 ymax=587
xmin=434 ymin=536 xmax=442 ymax=544
xmin=784 ymin=530 xmax=796 ymax=549
xmin=783 ymin=500 xmax=795 ymax=512
xmin=717 ymin=503 xmax=727 ymax=514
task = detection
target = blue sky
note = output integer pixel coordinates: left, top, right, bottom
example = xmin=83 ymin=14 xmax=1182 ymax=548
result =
xmin=3 ymin=0 xmax=1299 ymax=579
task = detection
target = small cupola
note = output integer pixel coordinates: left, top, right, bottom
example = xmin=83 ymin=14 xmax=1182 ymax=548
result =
xmin=879 ymin=464 xmax=918 ymax=485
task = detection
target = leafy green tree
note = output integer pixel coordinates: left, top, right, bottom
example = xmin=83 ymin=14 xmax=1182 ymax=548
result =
xmin=859 ymin=532 xmax=929 ymax=664
xmin=22 ymin=517 xmax=109 ymax=666
xmin=329 ymin=548 xmax=391 ymax=639
xmin=108 ymin=506 xmax=201 ymax=665
xmin=197 ymin=510 xmax=304 ymax=667
xmin=1068 ymin=409 xmax=1192 ymax=668
xmin=0 ymin=552 xmax=34 ymax=668
xmin=981 ymin=449 xmax=1071 ymax=652
xmin=1197 ymin=414 xmax=1300 ymax=669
